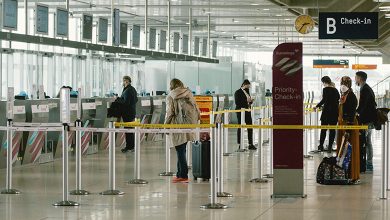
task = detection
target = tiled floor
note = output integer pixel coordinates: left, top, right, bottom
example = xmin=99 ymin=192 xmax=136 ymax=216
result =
xmin=0 ymin=130 xmax=388 ymax=220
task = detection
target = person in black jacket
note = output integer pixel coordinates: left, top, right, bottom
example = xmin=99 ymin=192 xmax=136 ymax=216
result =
xmin=355 ymin=71 xmax=377 ymax=172
xmin=314 ymin=76 xmax=340 ymax=153
xmin=234 ymin=80 xmax=256 ymax=151
xmin=116 ymin=76 xmax=138 ymax=153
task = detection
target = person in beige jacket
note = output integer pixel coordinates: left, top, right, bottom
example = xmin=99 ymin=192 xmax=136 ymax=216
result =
xmin=165 ymin=79 xmax=200 ymax=183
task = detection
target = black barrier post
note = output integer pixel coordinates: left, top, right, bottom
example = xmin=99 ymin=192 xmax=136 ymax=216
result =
xmin=53 ymin=123 xmax=79 ymax=206
xmin=1 ymin=119 xmax=20 ymax=194
xmin=70 ymin=120 xmax=90 ymax=195
xmin=100 ymin=121 xmax=124 ymax=195
xmin=128 ymin=126 xmax=148 ymax=184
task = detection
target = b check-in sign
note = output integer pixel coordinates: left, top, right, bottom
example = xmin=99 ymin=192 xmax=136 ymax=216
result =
xmin=319 ymin=12 xmax=378 ymax=39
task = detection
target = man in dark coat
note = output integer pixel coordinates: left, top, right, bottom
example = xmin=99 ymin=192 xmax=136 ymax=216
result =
xmin=314 ymin=76 xmax=340 ymax=153
xmin=234 ymin=79 xmax=256 ymax=151
xmin=355 ymin=71 xmax=377 ymax=172
xmin=116 ymin=76 xmax=138 ymax=153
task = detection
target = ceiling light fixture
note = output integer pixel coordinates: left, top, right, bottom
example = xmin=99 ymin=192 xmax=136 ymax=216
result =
xmin=276 ymin=14 xmax=282 ymax=17
xmin=251 ymin=3 xmax=260 ymax=6
xmin=263 ymin=8 xmax=270 ymax=11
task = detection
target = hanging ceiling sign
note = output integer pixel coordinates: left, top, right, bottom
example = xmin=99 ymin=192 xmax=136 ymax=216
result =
xmin=313 ymin=59 xmax=349 ymax=68
xmin=352 ymin=64 xmax=377 ymax=70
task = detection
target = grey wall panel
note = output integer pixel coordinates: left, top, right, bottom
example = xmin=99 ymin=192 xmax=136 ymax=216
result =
xmin=144 ymin=61 xmax=169 ymax=94
xmin=199 ymin=62 xmax=232 ymax=94
xmin=172 ymin=61 xmax=199 ymax=92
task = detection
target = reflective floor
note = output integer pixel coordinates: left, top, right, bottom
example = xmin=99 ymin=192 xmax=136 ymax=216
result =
xmin=0 ymin=130 xmax=388 ymax=220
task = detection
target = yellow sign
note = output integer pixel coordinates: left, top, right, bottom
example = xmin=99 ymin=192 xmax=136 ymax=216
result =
xmin=195 ymin=96 xmax=213 ymax=124
xmin=352 ymin=64 xmax=377 ymax=70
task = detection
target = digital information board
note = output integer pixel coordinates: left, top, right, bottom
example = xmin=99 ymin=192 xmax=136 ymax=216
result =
xmin=36 ymin=4 xmax=49 ymax=34
xmin=82 ymin=14 xmax=93 ymax=40
xmin=149 ymin=28 xmax=156 ymax=49
xmin=98 ymin=18 xmax=108 ymax=43
xmin=132 ymin=25 xmax=141 ymax=47
xmin=159 ymin=30 xmax=167 ymax=50
xmin=120 ymin=22 xmax=128 ymax=45
xmin=194 ymin=37 xmax=200 ymax=55
xmin=3 ymin=0 xmax=18 ymax=29
xmin=182 ymin=34 xmax=189 ymax=54
xmin=202 ymin=39 xmax=208 ymax=56
xmin=56 ymin=8 xmax=69 ymax=37
xmin=173 ymin=32 xmax=180 ymax=52
xmin=113 ymin=8 xmax=120 ymax=46
xmin=313 ymin=59 xmax=349 ymax=68
xmin=212 ymin=41 xmax=217 ymax=58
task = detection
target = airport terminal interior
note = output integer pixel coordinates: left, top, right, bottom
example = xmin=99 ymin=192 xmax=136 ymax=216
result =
xmin=0 ymin=0 xmax=390 ymax=219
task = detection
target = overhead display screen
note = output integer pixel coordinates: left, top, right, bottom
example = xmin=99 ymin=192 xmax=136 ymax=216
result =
xmin=3 ymin=0 xmax=18 ymax=29
xmin=182 ymin=34 xmax=189 ymax=54
xmin=82 ymin=14 xmax=93 ymax=40
xmin=98 ymin=18 xmax=108 ymax=42
xmin=194 ymin=37 xmax=200 ymax=55
xmin=159 ymin=30 xmax=167 ymax=50
xmin=202 ymin=39 xmax=208 ymax=56
xmin=120 ymin=22 xmax=128 ymax=45
xmin=173 ymin=32 xmax=180 ymax=52
xmin=113 ymin=8 xmax=120 ymax=46
xmin=149 ymin=28 xmax=156 ymax=49
xmin=36 ymin=4 xmax=49 ymax=34
xmin=313 ymin=59 xmax=349 ymax=68
xmin=212 ymin=41 xmax=217 ymax=58
xmin=56 ymin=8 xmax=69 ymax=37
xmin=132 ymin=25 xmax=141 ymax=47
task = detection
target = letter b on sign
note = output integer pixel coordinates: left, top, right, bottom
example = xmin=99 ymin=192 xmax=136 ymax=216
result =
xmin=327 ymin=18 xmax=336 ymax=34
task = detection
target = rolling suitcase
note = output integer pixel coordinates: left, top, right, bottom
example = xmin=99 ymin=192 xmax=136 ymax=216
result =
xmin=192 ymin=141 xmax=210 ymax=180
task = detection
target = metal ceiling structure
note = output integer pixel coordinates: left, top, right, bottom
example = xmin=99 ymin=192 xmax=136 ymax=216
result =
xmin=17 ymin=0 xmax=390 ymax=57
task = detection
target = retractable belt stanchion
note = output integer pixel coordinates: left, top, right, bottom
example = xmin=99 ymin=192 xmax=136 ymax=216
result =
xmin=304 ymin=110 xmax=314 ymax=158
xmin=201 ymin=126 xmax=227 ymax=209
xmin=100 ymin=121 xmax=124 ymax=195
xmin=128 ymin=126 xmax=148 ymax=184
xmin=217 ymin=123 xmax=233 ymax=197
xmin=223 ymin=112 xmax=231 ymax=156
xmin=380 ymin=122 xmax=388 ymax=200
xmin=1 ymin=119 xmax=20 ymax=194
xmin=237 ymin=108 xmax=247 ymax=152
xmin=263 ymin=117 xmax=273 ymax=179
xmin=70 ymin=120 xmax=90 ymax=195
xmin=53 ymin=123 xmax=79 ymax=206
xmin=159 ymin=133 xmax=175 ymax=176
xmin=250 ymin=118 xmax=268 ymax=183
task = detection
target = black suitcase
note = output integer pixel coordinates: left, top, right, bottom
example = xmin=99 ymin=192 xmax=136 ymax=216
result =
xmin=192 ymin=141 xmax=211 ymax=180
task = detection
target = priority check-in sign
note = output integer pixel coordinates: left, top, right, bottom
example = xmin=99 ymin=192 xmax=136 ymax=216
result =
xmin=319 ymin=12 xmax=378 ymax=39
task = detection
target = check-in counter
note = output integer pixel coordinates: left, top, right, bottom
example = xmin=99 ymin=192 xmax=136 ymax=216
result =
xmin=23 ymin=100 xmax=53 ymax=165
xmin=80 ymin=99 xmax=98 ymax=155
xmin=147 ymin=96 xmax=164 ymax=141
xmin=137 ymin=97 xmax=153 ymax=142
xmin=0 ymin=101 xmax=28 ymax=168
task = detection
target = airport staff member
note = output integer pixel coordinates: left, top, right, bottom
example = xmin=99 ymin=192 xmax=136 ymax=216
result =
xmin=314 ymin=76 xmax=340 ymax=153
xmin=116 ymin=76 xmax=138 ymax=153
xmin=355 ymin=71 xmax=377 ymax=172
xmin=234 ymin=79 xmax=256 ymax=151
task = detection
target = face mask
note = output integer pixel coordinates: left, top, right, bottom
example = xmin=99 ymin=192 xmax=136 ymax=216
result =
xmin=340 ymin=85 xmax=349 ymax=93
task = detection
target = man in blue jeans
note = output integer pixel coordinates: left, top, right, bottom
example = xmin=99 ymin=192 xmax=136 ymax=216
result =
xmin=355 ymin=71 xmax=377 ymax=172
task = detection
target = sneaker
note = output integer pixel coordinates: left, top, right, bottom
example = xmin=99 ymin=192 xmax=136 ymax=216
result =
xmin=121 ymin=148 xmax=134 ymax=153
xmin=248 ymin=145 xmax=257 ymax=150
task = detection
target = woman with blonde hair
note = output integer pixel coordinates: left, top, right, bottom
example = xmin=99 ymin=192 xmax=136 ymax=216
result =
xmin=165 ymin=78 xmax=200 ymax=183
xmin=337 ymin=76 xmax=360 ymax=183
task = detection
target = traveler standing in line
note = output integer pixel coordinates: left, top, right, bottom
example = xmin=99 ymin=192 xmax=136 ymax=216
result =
xmin=116 ymin=76 xmax=138 ymax=153
xmin=165 ymin=79 xmax=200 ymax=183
xmin=355 ymin=71 xmax=377 ymax=172
xmin=314 ymin=76 xmax=340 ymax=153
xmin=234 ymin=79 xmax=256 ymax=151
xmin=336 ymin=76 xmax=360 ymax=182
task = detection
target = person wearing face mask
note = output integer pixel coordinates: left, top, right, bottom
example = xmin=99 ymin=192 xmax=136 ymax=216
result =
xmin=355 ymin=71 xmax=377 ymax=172
xmin=115 ymin=76 xmax=138 ymax=153
xmin=234 ymin=79 xmax=256 ymax=151
xmin=313 ymin=76 xmax=340 ymax=153
xmin=337 ymin=76 xmax=360 ymax=183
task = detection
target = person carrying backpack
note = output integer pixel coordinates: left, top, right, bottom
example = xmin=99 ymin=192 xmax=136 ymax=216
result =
xmin=165 ymin=78 xmax=200 ymax=183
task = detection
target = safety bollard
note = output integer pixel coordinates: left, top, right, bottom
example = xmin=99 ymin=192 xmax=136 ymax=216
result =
xmin=159 ymin=133 xmax=175 ymax=176
xmin=128 ymin=126 xmax=148 ymax=184
xmin=223 ymin=112 xmax=231 ymax=156
xmin=217 ymin=123 xmax=233 ymax=197
xmin=53 ymin=123 xmax=79 ymax=206
xmin=200 ymin=126 xmax=227 ymax=209
xmin=237 ymin=108 xmax=247 ymax=152
xmin=70 ymin=120 xmax=90 ymax=195
xmin=305 ymin=111 xmax=314 ymax=158
xmin=263 ymin=117 xmax=273 ymax=179
xmin=250 ymin=118 xmax=268 ymax=183
xmin=1 ymin=119 xmax=20 ymax=195
xmin=100 ymin=121 xmax=124 ymax=195
xmin=380 ymin=122 xmax=388 ymax=199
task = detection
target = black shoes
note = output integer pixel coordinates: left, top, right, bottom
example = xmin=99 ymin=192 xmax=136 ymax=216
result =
xmin=317 ymin=145 xmax=324 ymax=152
xmin=248 ymin=145 xmax=257 ymax=150
xmin=121 ymin=147 xmax=134 ymax=153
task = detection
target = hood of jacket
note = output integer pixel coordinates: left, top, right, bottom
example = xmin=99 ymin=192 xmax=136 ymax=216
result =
xmin=169 ymin=87 xmax=192 ymax=100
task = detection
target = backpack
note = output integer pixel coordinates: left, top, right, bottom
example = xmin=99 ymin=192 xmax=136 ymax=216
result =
xmin=174 ymin=97 xmax=200 ymax=125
